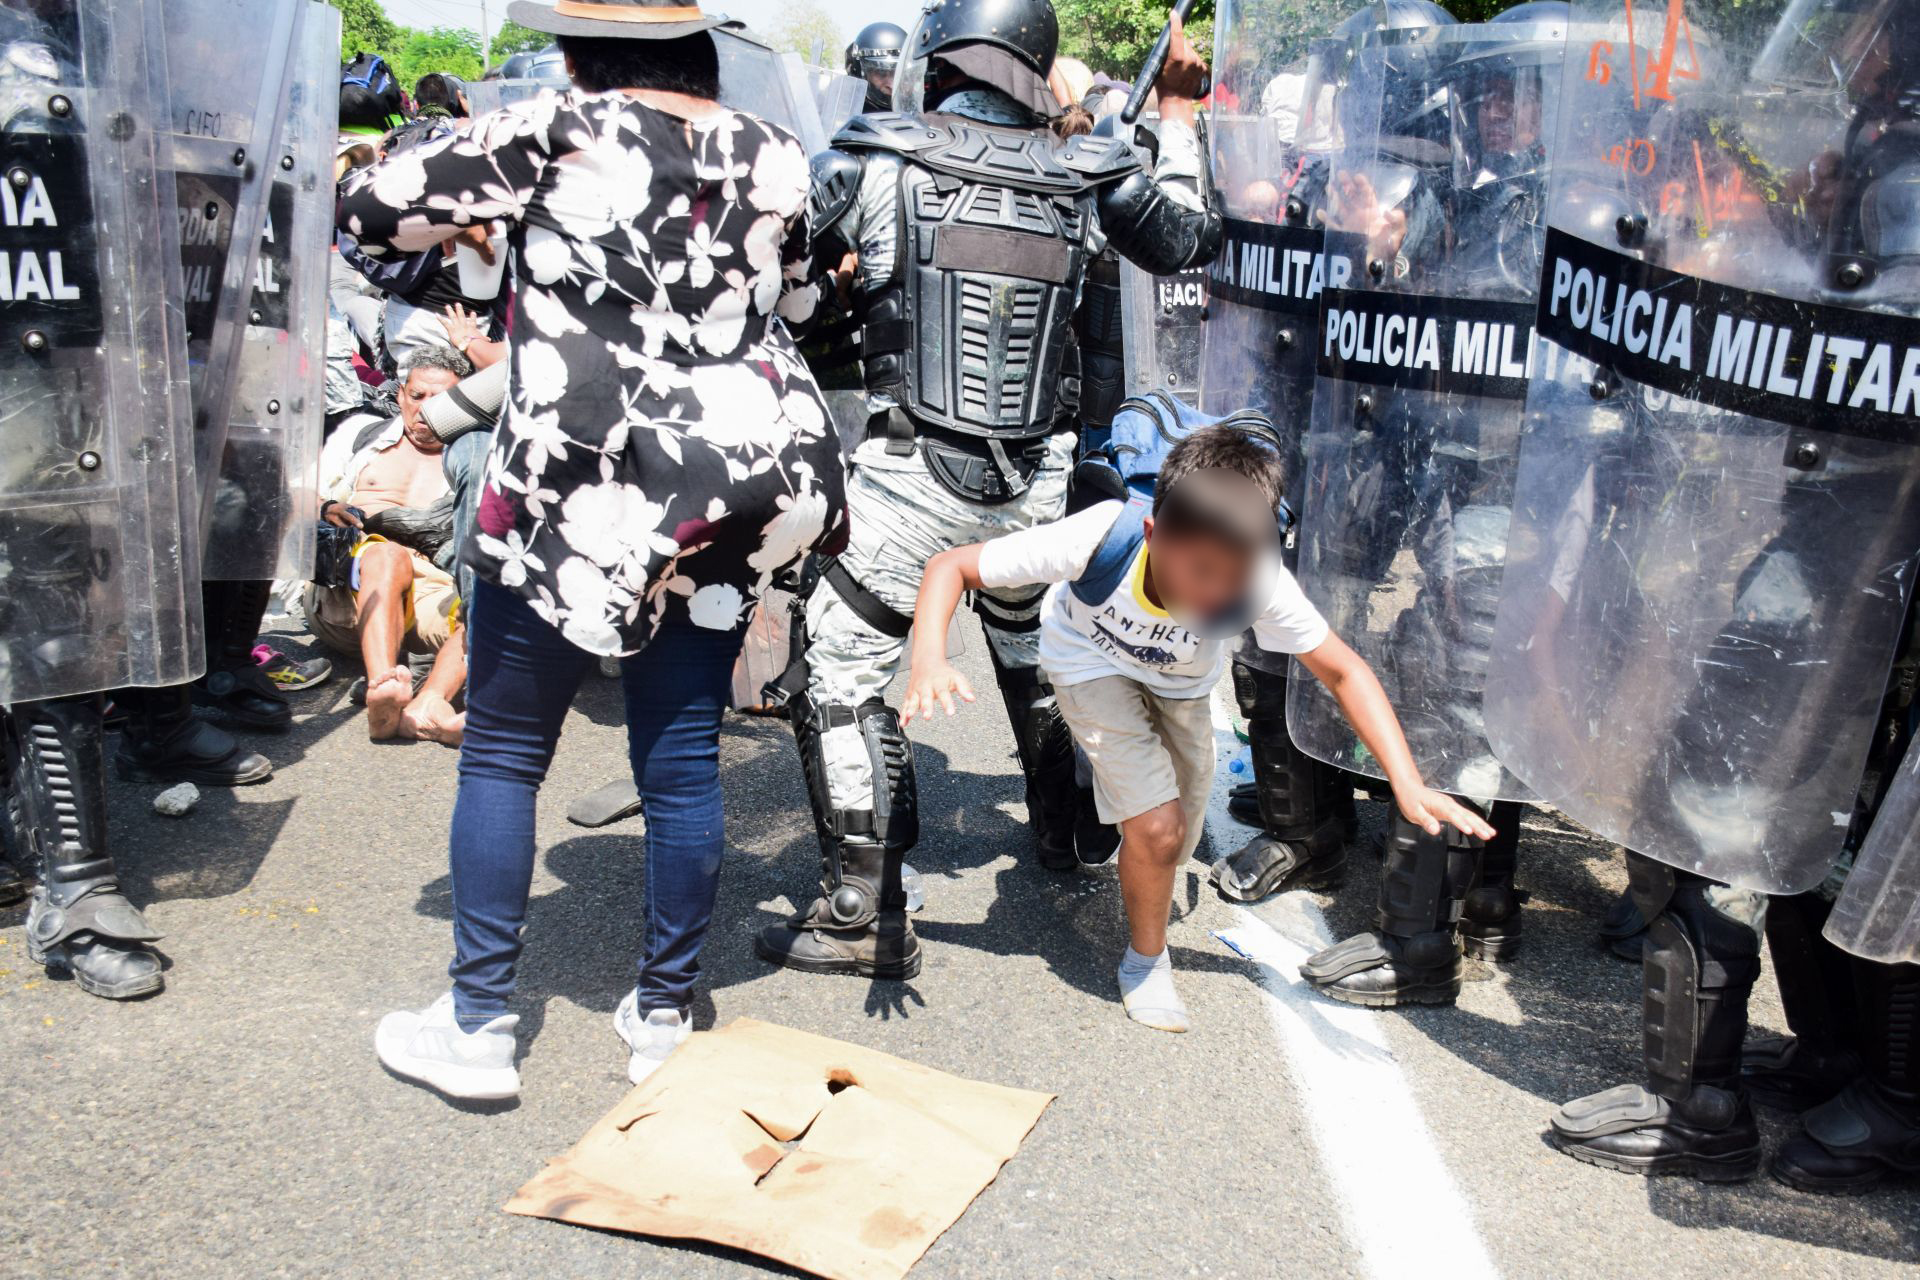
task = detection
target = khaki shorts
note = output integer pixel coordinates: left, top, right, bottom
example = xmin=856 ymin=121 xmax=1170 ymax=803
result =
xmin=303 ymin=538 xmax=457 ymax=656
xmin=1053 ymin=675 xmax=1216 ymax=856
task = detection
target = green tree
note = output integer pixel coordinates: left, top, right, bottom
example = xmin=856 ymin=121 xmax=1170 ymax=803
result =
xmin=391 ymin=26 xmax=486 ymax=85
xmin=489 ymin=19 xmax=550 ymax=62
xmin=766 ymin=3 xmax=843 ymax=64
xmin=1055 ymin=0 xmax=1215 ymax=77
xmin=328 ymin=0 xmax=403 ymax=62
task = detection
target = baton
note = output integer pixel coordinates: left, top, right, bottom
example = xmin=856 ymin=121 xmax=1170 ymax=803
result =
xmin=1120 ymin=0 xmax=1206 ymax=125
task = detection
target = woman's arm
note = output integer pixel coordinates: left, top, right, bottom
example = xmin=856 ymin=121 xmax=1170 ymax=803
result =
xmin=1295 ymin=633 xmax=1497 ymax=840
xmin=337 ymin=111 xmax=545 ymax=258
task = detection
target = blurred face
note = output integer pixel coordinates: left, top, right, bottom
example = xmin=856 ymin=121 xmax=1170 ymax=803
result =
xmin=1143 ymin=520 xmax=1256 ymax=622
xmin=1476 ymin=77 xmax=1540 ymax=156
xmin=397 ymin=365 xmax=460 ymax=451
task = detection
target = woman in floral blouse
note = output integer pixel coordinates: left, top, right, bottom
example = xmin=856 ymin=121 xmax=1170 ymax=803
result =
xmin=343 ymin=0 xmax=848 ymax=1102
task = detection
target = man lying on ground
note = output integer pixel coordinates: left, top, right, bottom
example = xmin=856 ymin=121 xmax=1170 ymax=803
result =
xmin=306 ymin=346 xmax=473 ymax=743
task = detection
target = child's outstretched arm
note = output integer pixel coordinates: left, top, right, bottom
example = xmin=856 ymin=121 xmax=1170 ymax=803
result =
xmin=1296 ymin=634 xmax=1497 ymax=841
xmin=901 ymin=544 xmax=986 ymax=726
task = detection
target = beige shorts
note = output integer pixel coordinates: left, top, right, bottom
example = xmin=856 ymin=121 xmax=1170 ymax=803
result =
xmin=1053 ymin=675 xmax=1216 ymax=855
xmin=303 ymin=538 xmax=457 ymax=656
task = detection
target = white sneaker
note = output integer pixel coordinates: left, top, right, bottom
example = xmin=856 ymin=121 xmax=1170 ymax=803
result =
xmin=614 ymin=991 xmax=690 ymax=1085
xmin=375 ymin=992 xmax=520 ymax=1100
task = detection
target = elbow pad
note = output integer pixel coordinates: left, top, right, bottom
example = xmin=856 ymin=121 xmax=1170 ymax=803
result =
xmin=1098 ymin=170 xmax=1224 ymax=276
xmin=809 ymin=148 xmax=865 ymax=243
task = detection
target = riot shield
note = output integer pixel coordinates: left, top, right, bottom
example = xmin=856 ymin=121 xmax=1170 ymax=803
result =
xmin=714 ymin=26 xmax=811 ymax=136
xmin=777 ymin=52 xmax=830 ymax=154
xmin=1120 ymin=260 xmax=1205 ymax=405
xmin=1824 ymin=733 xmax=1920 ymax=964
xmin=161 ymin=0 xmax=299 ymax=550
xmin=1285 ymin=22 xmax=1571 ymax=800
xmin=0 ymin=0 xmax=203 ymax=703
xmin=202 ymin=0 xmax=337 ymax=581
xmin=1484 ymin=0 xmax=1920 ymax=892
xmin=465 ymin=77 xmax=562 ymax=118
xmin=1196 ymin=2 xmax=1362 ymax=532
xmin=811 ymin=66 xmax=867 ymax=138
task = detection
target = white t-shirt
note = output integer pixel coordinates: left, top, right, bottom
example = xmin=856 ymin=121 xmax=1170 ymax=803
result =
xmin=977 ymin=499 xmax=1330 ymax=697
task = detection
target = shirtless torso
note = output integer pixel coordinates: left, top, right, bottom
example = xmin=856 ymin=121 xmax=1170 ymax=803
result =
xmin=351 ymin=434 xmax=449 ymax=515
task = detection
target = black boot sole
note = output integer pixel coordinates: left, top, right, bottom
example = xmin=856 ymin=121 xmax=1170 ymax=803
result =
xmin=1770 ymin=1153 xmax=1910 ymax=1196
xmin=1548 ymin=1133 xmax=1760 ymax=1183
xmin=1461 ymin=930 xmax=1522 ymax=963
xmin=753 ymin=934 xmax=922 ymax=981
xmin=1215 ymin=859 xmax=1345 ymax=904
xmin=30 ymin=945 xmax=165 ymax=1000
xmin=116 ymin=756 xmax=273 ymax=786
xmin=1310 ymin=975 xmax=1462 ymax=1008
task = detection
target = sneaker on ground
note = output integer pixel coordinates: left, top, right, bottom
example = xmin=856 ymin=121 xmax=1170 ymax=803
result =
xmin=375 ymin=991 xmax=519 ymax=1100
xmin=614 ymin=990 xmax=690 ymax=1085
xmin=253 ymin=644 xmax=333 ymax=691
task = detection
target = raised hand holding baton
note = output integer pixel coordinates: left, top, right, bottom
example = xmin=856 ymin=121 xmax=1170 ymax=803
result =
xmin=1121 ymin=0 xmax=1208 ymax=125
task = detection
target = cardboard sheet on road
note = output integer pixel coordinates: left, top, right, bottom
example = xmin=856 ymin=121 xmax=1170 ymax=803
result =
xmin=506 ymin=1017 xmax=1054 ymax=1280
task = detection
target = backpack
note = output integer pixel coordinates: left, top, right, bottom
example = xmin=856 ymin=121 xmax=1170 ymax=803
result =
xmin=1107 ymin=390 xmax=1287 ymax=497
xmin=341 ymin=52 xmax=398 ymax=99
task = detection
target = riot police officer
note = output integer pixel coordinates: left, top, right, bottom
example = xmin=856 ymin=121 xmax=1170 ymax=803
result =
xmin=757 ymin=0 xmax=1222 ymax=980
xmin=845 ymin=21 xmax=906 ymax=114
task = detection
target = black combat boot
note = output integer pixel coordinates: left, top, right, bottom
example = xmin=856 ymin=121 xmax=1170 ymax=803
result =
xmin=988 ymin=650 xmax=1081 ymax=872
xmin=1212 ymin=657 xmax=1350 ymax=901
xmin=755 ymin=698 xmax=920 ymax=979
xmin=1550 ymin=860 xmax=1762 ymax=1180
xmin=1459 ymin=801 xmax=1528 ymax=962
xmin=193 ymin=579 xmax=291 ymax=731
xmin=115 ymin=684 xmax=272 ymax=786
xmin=1772 ymin=960 xmax=1920 ymax=1193
xmin=9 ymin=698 xmax=164 ymax=999
xmin=1742 ymin=893 xmax=1862 ymax=1111
xmin=1299 ymin=809 xmax=1481 ymax=1006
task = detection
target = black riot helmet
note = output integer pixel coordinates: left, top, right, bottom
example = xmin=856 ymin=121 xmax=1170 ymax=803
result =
xmin=1314 ymin=0 xmax=1458 ymax=145
xmin=846 ymin=21 xmax=907 ymax=111
xmin=894 ymin=0 xmax=1062 ymax=119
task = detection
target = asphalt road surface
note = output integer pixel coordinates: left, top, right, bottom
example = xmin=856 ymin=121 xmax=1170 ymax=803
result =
xmin=1 ymin=611 xmax=1914 ymax=1278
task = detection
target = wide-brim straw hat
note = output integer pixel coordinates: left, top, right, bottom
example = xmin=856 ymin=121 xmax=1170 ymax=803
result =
xmin=505 ymin=0 xmax=729 ymax=41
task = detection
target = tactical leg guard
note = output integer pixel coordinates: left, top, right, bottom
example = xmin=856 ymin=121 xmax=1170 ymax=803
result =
xmin=755 ymin=697 xmax=921 ymax=980
xmin=0 ymin=786 xmax=27 ymax=907
xmin=1459 ymin=801 xmax=1529 ymax=962
xmin=8 ymin=698 xmax=163 ymax=999
xmin=1742 ymin=892 xmax=1862 ymax=1111
xmin=1298 ymin=807 xmax=1480 ymax=1007
xmin=115 ymin=682 xmax=272 ymax=787
xmin=1550 ymin=856 xmax=1762 ymax=1181
xmin=193 ymin=579 xmax=291 ymax=731
xmin=1772 ymin=958 xmax=1920 ymax=1194
xmin=1598 ymin=882 xmax=1650 ymax=960
xmin=984 ymin=645 xmax=1080 ymax=872
xmin=1213 ymin=657 xmax=1351 ymax=902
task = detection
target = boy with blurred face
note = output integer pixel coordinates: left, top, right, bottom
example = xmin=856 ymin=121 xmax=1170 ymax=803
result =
xmin=902 ymin=426 xmax=1494 ymax=1031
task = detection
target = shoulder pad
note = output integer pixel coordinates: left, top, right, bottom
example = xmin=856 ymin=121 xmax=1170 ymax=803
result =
xmin=830 ymin=112 xmax=940 ymax=154
xmin=833 ymin=112 xmax=1138 ymax=194
xmin=809 ymin=147 xmax=865 ymax=232
xmin=1056 ymin=133 xmax=1143 ymax=184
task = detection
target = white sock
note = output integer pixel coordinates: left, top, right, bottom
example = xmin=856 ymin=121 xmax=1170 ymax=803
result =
xmin=1117 ymin=945 xmax=1189 ymax=1033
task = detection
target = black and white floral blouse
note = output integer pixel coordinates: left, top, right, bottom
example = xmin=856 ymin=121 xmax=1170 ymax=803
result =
xmin=338 ymin=91 xmax=848 ymax=654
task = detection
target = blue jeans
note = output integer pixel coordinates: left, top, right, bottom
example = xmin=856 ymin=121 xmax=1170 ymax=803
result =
xmin=448 ymin=577 xmax=745 ymax=1030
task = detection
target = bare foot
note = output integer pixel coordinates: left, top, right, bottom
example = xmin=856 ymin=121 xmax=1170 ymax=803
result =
xmin=401 ymin=690 xmax=464 ymax=747
xmin=365 ymin=668 xmax=412 ymax=740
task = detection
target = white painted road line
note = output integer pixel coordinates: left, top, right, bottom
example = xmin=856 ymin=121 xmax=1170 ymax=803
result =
xmin=1206 ymin=687 xmax=1499 ymax=1280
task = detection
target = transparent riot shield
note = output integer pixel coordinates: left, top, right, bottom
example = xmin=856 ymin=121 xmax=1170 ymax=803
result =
xmin=1825 ymin=734 xmax=1920 ymax=964
xmin=1285 ymin=22 xmax=1569 ymax=800
xmin=1196 ymin=1 xmax=1362 ymax=540
xmin=813 ymin=67 xmax=867 ymax=138
xmin=778 ymin=52 xmax=829 ymax=154
xmin=161 ymin=0 xmax=300 ymax=550
xmin=714 ymin=26 xmax=810 ymax=136
xmin=1120 ymin=260 xmax=1205 ymax=405
xmin=203 ymin=0 xmax=337 ymax=581
xmin=0 ymin=0 xmax=202 ymax=702
xmin=1484 ymin=0 xmax=1920 ymax=892
xmin=465 ymin=77 xmax=562 ymax=118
